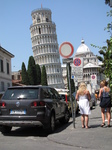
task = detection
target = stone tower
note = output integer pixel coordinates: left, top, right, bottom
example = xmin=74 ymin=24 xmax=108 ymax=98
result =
xmin=30 ymin=7 xmax=64 ymax=88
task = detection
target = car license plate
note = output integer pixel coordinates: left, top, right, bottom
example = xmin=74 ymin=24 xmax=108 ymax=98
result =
xmin=10 ymin=110 xmax=26 ymax=114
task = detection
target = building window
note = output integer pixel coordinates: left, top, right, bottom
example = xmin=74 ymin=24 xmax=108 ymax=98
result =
xmin=7 ymin=83 xmax=10 ymax=88
xmin=0 ymin=59 xmax=3 ymax=72
xmin=37 ymin=18 xmax=40 ymax=23
xmin=12 ymin=75 xmax=14 ymax=80
xmin=18 ymin=75 xmax=20 ymax=80
xmin=46 ymin=18 xmax=49 ymax=22
xmin=1 ymin=82 xmax=4 ymax=91
xmin=39 ymin=27 xmax=41 ymax=34
xmin=7 ymin=62 xmax=9 ymax=74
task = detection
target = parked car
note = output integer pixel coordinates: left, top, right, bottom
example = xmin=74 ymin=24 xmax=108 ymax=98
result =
xmin=0 ymin=86 xmax=70 ymax=134
xmin=0 ymin=92 xmax=4 ymax=100
xmin=55 ymin=89 xmax=79 ymax=116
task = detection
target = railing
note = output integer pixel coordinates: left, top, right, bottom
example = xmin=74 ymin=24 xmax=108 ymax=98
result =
xmin=31 ymin=8 xmax=51 ymax=14
xmin=30 ymin=21 xmax=55 ymax=28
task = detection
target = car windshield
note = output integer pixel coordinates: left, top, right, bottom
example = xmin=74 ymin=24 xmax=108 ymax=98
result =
xmin=2 ymin=88 xmax=39 ymax=100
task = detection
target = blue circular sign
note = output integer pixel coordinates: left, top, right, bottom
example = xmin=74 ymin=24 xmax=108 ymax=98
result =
xmin=73 ymin=58 xmax=81 ymax=66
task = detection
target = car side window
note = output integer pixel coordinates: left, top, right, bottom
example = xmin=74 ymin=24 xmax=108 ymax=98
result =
xmin=51 ymin=89 xmax=60 ymax=100
xmin=47 ymin=88 xmax=56 ymax=99
xmin=41 ymin=88 xmax=51 ymax=99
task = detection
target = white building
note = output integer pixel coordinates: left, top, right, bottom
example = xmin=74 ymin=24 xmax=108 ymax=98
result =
xmin=0 ymin=46 xmax=14 ymax=94
xmin=72 ymin=39 xmax=103 ymax=93
xmin=30 ymin=7 xmax=64 ymax=88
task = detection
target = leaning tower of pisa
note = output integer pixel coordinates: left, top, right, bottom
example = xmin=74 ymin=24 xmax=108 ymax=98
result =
xmin=30 ymin=7 xmax=64 ymax=88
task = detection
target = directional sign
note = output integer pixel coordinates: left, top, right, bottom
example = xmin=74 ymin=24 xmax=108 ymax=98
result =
xmin=59 ymin=42 xmax=74 ymax=58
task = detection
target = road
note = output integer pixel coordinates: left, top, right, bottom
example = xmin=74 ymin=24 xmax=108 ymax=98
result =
xmin=0 ymin=103 xmax=112 ymax=150
xmin=0 ymin=122 xmax=75 ymax=150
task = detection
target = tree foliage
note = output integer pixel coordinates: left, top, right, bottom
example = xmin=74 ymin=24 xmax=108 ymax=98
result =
xmin=27 ymin=56 xmax=37 ymax=85
xmin=36 ymin=64 xmax=41 ymax=85
xmin=91 ymin=4 xmax=112 ymax=93
xmin=105 ymin=0 xmax=111 ymax=7
xmin=41 ymin=65 xmax=48 ymax=86
xmin=21 ymin=62 xmax=29 ymax=85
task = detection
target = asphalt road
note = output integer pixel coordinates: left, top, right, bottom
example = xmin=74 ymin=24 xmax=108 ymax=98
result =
xmin=0 ymin=102 xmax=112 ymax=150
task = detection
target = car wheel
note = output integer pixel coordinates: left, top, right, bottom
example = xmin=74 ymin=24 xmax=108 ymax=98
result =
xmin=1 ymin=126 xmax=12 ymax=133
xmin=60 ymin=109 xmax=70 ymax=124
xmin=48 ymin=113 xmax=55 ymax=133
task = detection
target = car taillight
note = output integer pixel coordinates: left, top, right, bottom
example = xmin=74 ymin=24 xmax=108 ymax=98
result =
xmin=39 ymin=101 xmax=45 ymax=106
xmin=0 ymin=102 xmax=6 ymax=107
xmin=65 ymin=94 xmax=68 ymax=103
xmin=31 ymin=101 xmax=45 ymax=107
xmin=32 ymin=101 xmax=37 ymax=107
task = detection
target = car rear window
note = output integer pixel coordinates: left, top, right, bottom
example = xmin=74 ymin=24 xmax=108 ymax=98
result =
xmin=2 ymin=88 xmax=39 ymax=100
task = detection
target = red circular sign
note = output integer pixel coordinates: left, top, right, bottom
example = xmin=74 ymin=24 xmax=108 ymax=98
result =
xmin=92 ymin=75 xmax=95 ymax=79
xmin=59 ymin=42 xmax=74 ymax=58
xmin=73 ymin=58 xmax=81 ymax=66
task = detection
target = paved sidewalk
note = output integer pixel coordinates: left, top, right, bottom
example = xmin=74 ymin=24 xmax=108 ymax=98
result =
xmin=48 ymin=103 xmax=112 ymax=150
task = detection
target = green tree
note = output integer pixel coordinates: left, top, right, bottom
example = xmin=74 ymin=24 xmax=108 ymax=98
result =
xmin=91 ymin=5 xmax=112 ymax=92
xmin=36 ymin=64 xmax=41 ymax=85
xmin=27 ymin=56 xmax=37 ymax=85
xmin=105 ymin=0 xmax=111 ymax=6
xmin=41 ymin=65 xmax=48 ymax=86
xmin=21 ymin=62 xmax=29 ymax=85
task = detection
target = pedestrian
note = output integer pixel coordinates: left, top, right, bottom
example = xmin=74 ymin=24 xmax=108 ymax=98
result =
xmin=75 ymin=82 xmax=91 ymax=129
xmin=99 ymin=80 xmax=111 ymax=127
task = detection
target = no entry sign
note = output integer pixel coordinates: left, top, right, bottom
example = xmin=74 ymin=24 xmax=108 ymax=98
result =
xmin=59 ymin=42 xmax=74 ymax=58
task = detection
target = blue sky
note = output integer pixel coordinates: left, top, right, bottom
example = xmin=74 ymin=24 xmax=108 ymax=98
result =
xmin=0 ymin=0 xmax=111 ymax=71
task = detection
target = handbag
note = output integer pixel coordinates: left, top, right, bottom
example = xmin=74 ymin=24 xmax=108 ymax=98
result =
xmin=100 ymin=96 xmax=111 ymax=108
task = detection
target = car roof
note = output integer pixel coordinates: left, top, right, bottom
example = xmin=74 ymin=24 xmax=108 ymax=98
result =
xmin=7 ymin=85 xmax=53 ymax=89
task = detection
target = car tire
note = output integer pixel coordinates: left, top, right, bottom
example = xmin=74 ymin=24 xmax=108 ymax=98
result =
xmin=60 ymin=109 xmax=70 ymax=124
xmin=1 ymin=126 xmax=12 ymax=134
xmin=47 ymin=113 xmax=55 ymax=133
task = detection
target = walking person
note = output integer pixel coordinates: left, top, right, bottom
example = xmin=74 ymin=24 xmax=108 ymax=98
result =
xmin=99 ymin=80 xmax=111 ymax=127
xmin=76 ymin=82 xmax=91 ymax=129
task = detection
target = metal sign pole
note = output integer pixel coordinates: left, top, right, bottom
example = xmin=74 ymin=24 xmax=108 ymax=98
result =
xmin=67 ymin=63 xmax=75 ymax=128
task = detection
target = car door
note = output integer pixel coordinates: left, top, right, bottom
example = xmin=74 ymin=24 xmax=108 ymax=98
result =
xmin=50 ymin=88 xmax=61 ymax=119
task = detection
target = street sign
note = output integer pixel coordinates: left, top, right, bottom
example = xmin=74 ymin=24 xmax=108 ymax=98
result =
xmin=59 ymin=42 xmax=74 ymax=58
xmin=71 ymin=75 xmax=74 ymax=79
xmin=72 ymin=57 xmax=83 ymax=80
xmin=91 ymin=74 xmax=97 ymax=85
xmin=73 ymin=57 xmax=83 ymax=67
xmin=73 ymin=58 xmax=81 ymax=66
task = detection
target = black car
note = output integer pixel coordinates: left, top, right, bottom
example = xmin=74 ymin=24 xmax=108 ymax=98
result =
xmin=0 ymin=86 xmax=70 ymax=133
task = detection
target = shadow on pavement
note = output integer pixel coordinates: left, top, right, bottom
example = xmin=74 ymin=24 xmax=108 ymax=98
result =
xmin=0 ymin=120 xmax=73 ymax=137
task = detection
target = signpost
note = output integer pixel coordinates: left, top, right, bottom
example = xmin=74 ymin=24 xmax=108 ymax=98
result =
xmin=72 ymin=57 xmax=83 ymax=80
xmin=59 ymin=42 xmax=75 ymax=128
xmin=91 ymin=74 xmax=97 ymax=93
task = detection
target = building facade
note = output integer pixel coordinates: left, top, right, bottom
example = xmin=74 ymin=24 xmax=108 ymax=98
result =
xmin=30 ymin=7 xmax=64 ymax=88
xmin=0 ymin=46 xmax=14 ymax=94
xmin=71 ymin=39 xmax=103 ymax=93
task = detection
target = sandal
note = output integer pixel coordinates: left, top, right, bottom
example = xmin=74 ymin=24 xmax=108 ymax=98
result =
xmin=107 ymin=124 xmax=111 ymax=127
xmin=82 ymin=125 xmax=85 ymax=128
xmin=101 ymin=123 xmax=105 ymax=127
xmin=86 ymin=126 xmax=91 ymax=129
